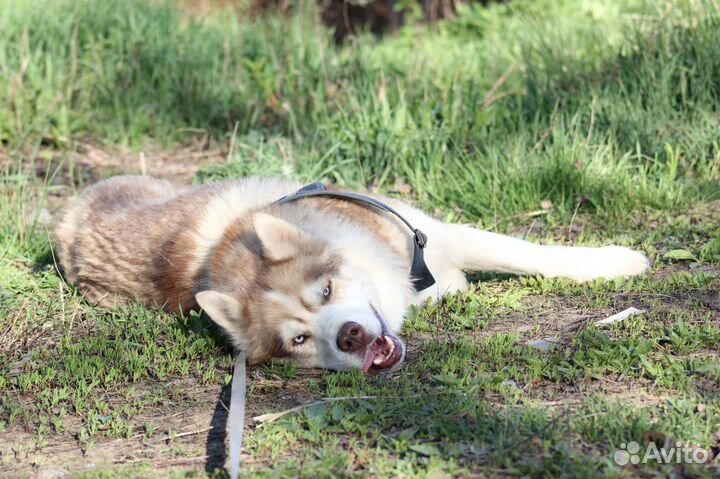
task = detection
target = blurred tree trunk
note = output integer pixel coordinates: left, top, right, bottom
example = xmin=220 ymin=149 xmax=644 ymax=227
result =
xmin=320 ymin=0 xmax=499 ymax=41
xmin=181 ymin=0 xmax=505 ymax=42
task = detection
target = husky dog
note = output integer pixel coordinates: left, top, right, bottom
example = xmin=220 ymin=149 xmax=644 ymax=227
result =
xmin=55 ymin=176 xmax=649 ymax=372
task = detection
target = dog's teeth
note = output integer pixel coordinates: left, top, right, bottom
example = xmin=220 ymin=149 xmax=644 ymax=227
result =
xmin=385 ymin=336 xmax=395 ymax=355
xmin=373 ymin=356 xmax=384 ymax=365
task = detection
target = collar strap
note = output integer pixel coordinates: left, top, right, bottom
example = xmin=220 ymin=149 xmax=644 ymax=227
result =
xmin=274 ymin=182 xmax=436 ymax=292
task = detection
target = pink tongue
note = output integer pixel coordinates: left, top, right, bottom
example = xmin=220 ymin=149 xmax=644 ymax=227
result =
xmin=361 ymin=338 xmax=385 ymax=373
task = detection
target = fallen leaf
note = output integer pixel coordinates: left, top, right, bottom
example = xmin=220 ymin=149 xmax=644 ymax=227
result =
xmin=408 ymin=443 xmax=441 ymax=456
xmin=663 ymin=249 xmax=697 ymax=261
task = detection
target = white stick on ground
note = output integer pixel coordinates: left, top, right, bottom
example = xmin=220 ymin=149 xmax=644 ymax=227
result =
xmin=594 ymin=307 xmax=646 ymax=326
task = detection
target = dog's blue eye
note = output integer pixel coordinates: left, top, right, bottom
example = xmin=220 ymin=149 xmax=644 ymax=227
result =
xmin=323 ymin=284 xmax=332 ymax=298
xmin=294 ymin=335 xmax=306 ymax=345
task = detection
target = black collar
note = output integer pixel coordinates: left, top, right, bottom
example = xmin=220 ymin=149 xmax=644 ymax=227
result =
xmin=274 ymin=183 xmax=436 ymax=292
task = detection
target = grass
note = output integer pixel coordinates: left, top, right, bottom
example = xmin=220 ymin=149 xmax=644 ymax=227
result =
xmin=1 ymin=0 xmax=719 ymax=476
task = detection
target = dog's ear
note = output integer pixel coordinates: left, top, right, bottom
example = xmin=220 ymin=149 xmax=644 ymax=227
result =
xmin=196 ymin=290 xmax=249 ymax=348
xmin=253 ymin=213 xmax=311 ymax=262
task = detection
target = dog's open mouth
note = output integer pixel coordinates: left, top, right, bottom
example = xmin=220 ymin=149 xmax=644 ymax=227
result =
xmin=361 ymin=334 xmax=404 ymax=373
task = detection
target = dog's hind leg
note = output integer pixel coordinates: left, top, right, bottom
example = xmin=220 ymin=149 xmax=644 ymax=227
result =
xmin=432 ymin=223 xmax=649 ymax=283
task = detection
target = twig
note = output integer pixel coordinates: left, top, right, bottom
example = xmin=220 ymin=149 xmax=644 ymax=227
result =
xmin=482 ymin=209 xmax=549 ymax=234
xmin=176 ymin=127 xmax=208 ymax=134
xmin=168 ymin=406 xmax=197 ymax=419
xmin=530 ymin=127 xmax=552 ymax=154
xmin=47 ymin=233 xmax=72 ymax=291
xmin=226 ymin=121 xmax=239 ymax=163
xmin=122 ymin=454 xmax=210 ymax=468
xmin=170 ymin=426 xmax=213 ymax=440
xmin=2 ymin=296 xmax=30 ymax=351
xmin=586 ymin=97 xmax=597 ymax=144
xmin=59 ymin=279 xmax=65 ymax=325
xmin=483 ymin=89 xmax=527 ymax=109
xmin=157 ymin=455 xmax=209 ymax=467
xmin=524 ymin=218 xmax=537 ymax=240
xmin=139 ymin=151 xmax=147 ymax=176
xmin=567 ymin=201 xmax=581 ymax=241
xmin=483 ymin=65 xmax=516 ymax=108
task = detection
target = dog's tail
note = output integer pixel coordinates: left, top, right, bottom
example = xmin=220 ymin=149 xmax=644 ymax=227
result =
xmin=444 ymin=224 xmax=649 ymax=282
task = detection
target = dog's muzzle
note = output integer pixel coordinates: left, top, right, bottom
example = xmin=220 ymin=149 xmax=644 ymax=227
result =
xmin=362 ymin=334 xmax=404 ymax=373
xmin=336 ymin=321 xmax=405 ymax=373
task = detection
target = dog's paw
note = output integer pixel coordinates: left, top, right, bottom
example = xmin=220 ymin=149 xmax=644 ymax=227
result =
xmin=575 ymin=246 xmax=650 ymax=281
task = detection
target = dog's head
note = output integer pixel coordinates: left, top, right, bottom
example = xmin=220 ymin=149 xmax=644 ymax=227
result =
xmin=196 ymin=213 xmax=405 ymax=372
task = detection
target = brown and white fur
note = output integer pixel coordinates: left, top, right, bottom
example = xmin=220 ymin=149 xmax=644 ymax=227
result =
xmin=55 ymin=175 xmax=650 ymax=372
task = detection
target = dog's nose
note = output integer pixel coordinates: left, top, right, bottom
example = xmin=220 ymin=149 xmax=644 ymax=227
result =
xmin=336 ymin=321 xmax=369 ymax=353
